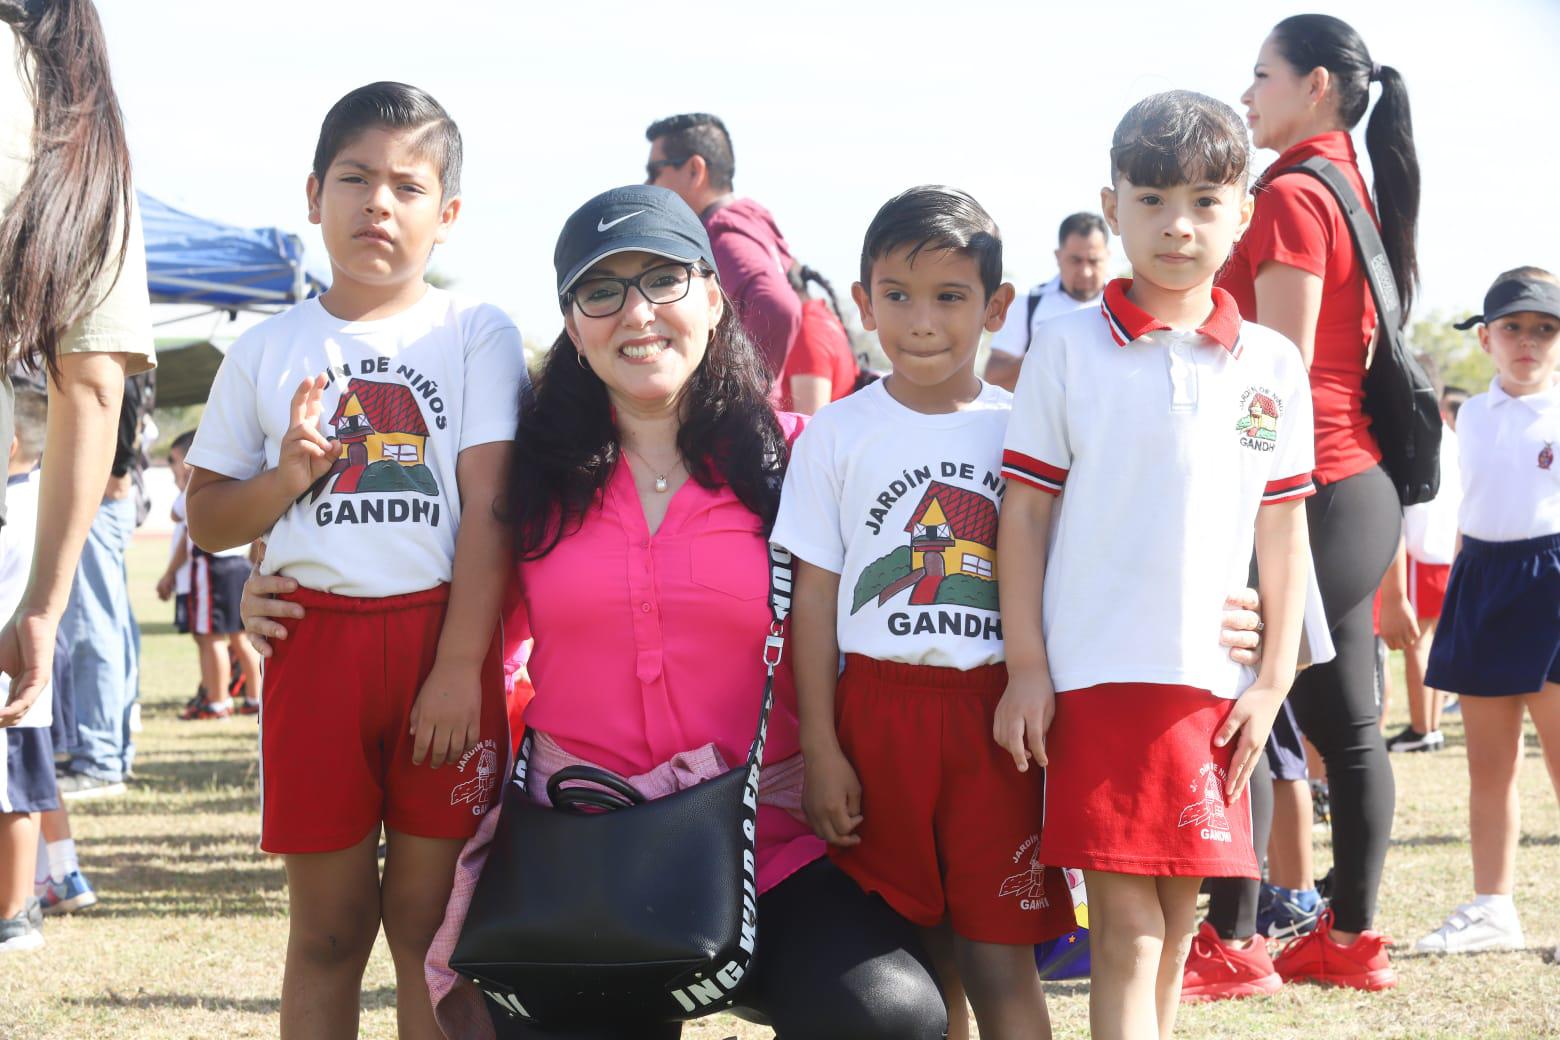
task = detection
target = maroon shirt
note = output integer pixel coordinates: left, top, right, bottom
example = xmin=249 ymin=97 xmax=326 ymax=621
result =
xmin=703 ymin=197 xmax=801 ymax=380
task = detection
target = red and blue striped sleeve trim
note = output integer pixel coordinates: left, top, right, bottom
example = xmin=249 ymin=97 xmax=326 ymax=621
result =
xmin=1262 ymin=472 xmax=1316 ymax=504
xmin=1002 ymin=450 xmax=1068 ymax=495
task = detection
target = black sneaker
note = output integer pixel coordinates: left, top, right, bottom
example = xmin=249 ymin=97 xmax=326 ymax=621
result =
xmin=1385 ymin=726 xmax=1445 ymax=753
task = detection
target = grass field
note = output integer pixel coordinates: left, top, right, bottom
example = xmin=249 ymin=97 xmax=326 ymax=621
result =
xmin=0 ymin=536 xmax=1556 ymax=1038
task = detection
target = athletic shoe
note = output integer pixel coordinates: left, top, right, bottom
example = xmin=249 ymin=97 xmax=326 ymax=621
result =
xmin=55 ymin=770 xmax=127 ymax=801
xmin=0 ymin=900 xmax=43 ymax=953
xmin=1443 ymin=694 xmax=1461 ymax=716
xmin=187 ymin=698 xmax=234 ymax=721
xmin=1256 ymin=884 xmax=1324 ymax=939
xmin=1181 ymin=920 xmax=1283 ymax=1002
xmin=1385 ymin=726 xmax=1444 ymax=753
xmin=236 ymin=698 xmax=261 ymax=716
xmin=1413 ymin=902 xmax=1524 ymax=954
xmin=1273 ymin=910 xmax=1397 ymax=990
xmin=177 ymin=686 xmax=210 ymax=721
xmin=38 ymin=870 xmax=97 ymax=916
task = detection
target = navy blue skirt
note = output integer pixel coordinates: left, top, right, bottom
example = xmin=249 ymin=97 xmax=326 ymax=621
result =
xmin=1425 ymin=533 xmax=1560 ymax=698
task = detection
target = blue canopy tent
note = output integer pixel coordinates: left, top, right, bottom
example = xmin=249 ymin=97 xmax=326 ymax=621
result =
xmin=142 ymin=193 xmax=327 ymax=406
xmin=142 ymin=192 xmax=327 ymax=312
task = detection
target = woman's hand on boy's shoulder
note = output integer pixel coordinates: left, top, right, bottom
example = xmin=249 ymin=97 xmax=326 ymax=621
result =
xmin=993 ymin=668 xmax=1056 ymax=773
xmin=1220 ymin=588 xmax=1264 ymax=666
xmin=802 ymin=742 xmax=863 ymax=847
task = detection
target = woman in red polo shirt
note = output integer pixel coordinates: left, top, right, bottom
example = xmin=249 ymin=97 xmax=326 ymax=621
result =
xmin=1208 ymin=14 xmax=1420 ymax=992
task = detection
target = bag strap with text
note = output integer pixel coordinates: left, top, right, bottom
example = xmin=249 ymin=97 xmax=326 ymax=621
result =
xmin=1278 ymin=156 xmax=1402 ymax=336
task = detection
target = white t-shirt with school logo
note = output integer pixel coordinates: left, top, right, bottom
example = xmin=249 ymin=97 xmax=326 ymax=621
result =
xmin=1001 ymin=282 xmax=1315 ymax=700
xmin=187 ymin=288 xmax=525 ymax=598
xmin=772 ymin=380 xmax=1010 ymax=671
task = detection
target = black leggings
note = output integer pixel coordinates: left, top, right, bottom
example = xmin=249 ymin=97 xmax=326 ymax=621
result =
xmin=488 ymin=858 xmax=947 ymax=1040
xmin=1208 ymin=465 xmax=1400 ymax=936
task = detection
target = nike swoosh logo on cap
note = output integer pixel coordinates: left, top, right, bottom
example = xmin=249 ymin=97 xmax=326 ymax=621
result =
xmin=597 ymin=211 xmax=645 ymax=232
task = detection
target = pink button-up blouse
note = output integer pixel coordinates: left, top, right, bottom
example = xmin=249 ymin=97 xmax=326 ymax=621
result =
xmin=517 ymin=412 xmax=822 ymax=893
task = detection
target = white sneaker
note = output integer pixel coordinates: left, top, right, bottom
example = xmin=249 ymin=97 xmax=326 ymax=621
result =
xmin=1414 ymin=902 xmax=1525 ymax=954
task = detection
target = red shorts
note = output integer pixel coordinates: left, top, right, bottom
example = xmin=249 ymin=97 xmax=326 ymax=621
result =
xmin=828 ymin=656 xmax=1076 ymax=945
xmin=1408 ymin=558 xmax=1450 ymax=621
xmin=1039 ymin=683 xmax=1259 ymax=879
xmin=260 ymin=585 xmax=507 ymax=854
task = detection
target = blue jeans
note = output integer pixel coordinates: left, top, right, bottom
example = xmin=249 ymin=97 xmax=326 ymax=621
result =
xmin=60 ymin=496 xmax=139 ymax=781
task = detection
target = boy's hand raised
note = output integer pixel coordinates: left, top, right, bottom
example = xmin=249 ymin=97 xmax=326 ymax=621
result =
xmin=278 ymin=375 xmax=342 ymax=498
xmin=802 ymin=743 xmax=864 ymax=846
xmin=994 ymin=669 xmax=1055 ymax=772
xmin=409 ymin=657 xmax=481 ymax=769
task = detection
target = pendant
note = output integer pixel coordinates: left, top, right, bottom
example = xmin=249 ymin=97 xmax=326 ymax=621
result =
xmin=653 ymin=474 xmax=669 ymax=493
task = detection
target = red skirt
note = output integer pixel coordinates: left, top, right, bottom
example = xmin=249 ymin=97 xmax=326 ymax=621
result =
xmin=1038 ymin=683 xmax=1259 ymax=879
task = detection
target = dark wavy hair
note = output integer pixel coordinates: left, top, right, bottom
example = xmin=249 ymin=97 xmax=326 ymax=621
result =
xmin=1110 ymin=90 xmax=1250 ymax=189
xmin=1270 ymin=14 xmax=1420 ymax=321
xmin=505 ymin=304 xmax=787 ymax=561
xmin=312 ymin=81 xmax=462 ymax=199
xmin=0 ymin=0 xmax=132 ymax=376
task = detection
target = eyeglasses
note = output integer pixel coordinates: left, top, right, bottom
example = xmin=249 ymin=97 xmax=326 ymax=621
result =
xmin=565 ymin=262 xmax=708 ymax=318
xmin=645 ymin=156 xmax=688 ymax=183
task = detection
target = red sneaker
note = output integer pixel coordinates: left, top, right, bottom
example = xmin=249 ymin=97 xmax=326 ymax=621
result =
xmin=1181 ymin=920 xmax=1283 ymax=1002
xmin=1273 ymin=910 xmax=1397 ymax=991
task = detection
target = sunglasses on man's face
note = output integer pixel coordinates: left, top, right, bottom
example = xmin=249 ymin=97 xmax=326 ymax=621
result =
xmin=645 ymin=157 xmax=688 ymax=183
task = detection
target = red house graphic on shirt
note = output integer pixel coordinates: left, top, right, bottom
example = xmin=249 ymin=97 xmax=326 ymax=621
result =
xmin=851 ymin=481 xmax=999 ymax=613
xmin=309 ymin=378 xmax=439 ymax=500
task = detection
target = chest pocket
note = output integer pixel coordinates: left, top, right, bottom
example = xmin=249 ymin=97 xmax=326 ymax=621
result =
xmin=688 ymin=504 xmax=768 ymax=601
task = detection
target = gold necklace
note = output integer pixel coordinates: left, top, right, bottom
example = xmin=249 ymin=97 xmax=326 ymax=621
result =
xmin=622 ymin=443 xmax=681 ymax=493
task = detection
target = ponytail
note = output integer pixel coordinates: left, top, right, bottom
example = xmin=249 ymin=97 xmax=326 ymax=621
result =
xmin=1272 ymin=14 xmax=1420 ymax=322
xmin=787 ymin=263 xmax=848 ymax=326
xmin=0 ymin=0 xmax=133 ymax=374
xmin=1363 ymin=64 xmax=1420 ymax=322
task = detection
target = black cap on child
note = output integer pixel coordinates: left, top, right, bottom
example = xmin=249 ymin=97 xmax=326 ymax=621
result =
xmin=1452 ymin=276 xmax=1560 ymax=330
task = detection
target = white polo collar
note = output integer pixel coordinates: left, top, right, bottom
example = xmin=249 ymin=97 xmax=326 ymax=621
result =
xmin=1487 ymin=376 xmax=1560 ymax=412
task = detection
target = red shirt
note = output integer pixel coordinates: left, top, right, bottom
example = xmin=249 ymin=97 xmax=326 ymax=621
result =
xmin=777 ymin=299 xmax=856 ymax=411
xmin=1218 ymin=131 xmax=1382 ymax=485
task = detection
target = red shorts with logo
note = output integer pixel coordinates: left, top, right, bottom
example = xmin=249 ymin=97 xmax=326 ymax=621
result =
xmin=1039 ymin=683 xmax=1259 ymax=879
xmin=828 ymin=656 xmax=1076 ymax=945
xmin=260 ymin=585 xmax=507 ymax=854
xmin=1408 ymin=558 xmax=1450 ymax=621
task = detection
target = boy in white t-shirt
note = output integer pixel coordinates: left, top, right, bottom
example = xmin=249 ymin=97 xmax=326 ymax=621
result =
xmin=184 ymin=83 xmax=525 ymax=1033
xmin=997 ymin=92 xmax=1314 ymax=1033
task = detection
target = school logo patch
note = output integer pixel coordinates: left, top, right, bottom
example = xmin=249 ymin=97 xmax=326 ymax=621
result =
xmin=1236 ymin=387 xmax=1280 ymax=453
xmin=450 ymin=739 xmax=499 ymax=814
xmin=1178 ymin=763 xmax=1233 ymax=843
xmin=1540 ymin=443 xmax=1554 ymax=471
xmin=850 ymin=481 xmax=999 ymax=613
xmin=998 ymin=833 xmax=1051 ymax=910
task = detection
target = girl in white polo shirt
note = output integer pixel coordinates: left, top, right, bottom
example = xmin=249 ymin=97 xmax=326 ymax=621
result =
xmin=997 ymin=92 xmax=1315 ymax=1035
xmin=1417 ymin=268 xmax=1560 ymax=955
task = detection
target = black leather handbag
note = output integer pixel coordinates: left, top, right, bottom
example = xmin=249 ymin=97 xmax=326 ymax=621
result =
xmin=1279 ymin=156 xmax=1442 ymax=507
xmin=450 ymin=546 xmax=794 ymax=1028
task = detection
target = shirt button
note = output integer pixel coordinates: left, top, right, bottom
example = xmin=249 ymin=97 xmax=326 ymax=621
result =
xmin=641 ymin=602 xmax=652 ymax=613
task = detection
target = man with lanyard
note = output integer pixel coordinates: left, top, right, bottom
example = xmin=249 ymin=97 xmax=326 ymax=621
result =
xmin=984 ymin=212 xmax=1111 ymax=391
xmin=645 ymin=113 xmax=802 ymax=386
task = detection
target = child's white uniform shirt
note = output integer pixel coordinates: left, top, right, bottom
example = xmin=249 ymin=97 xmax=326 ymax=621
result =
xmin=1454 ymin=377 xmax=1560 ymax=542
xmin=187 ymin=288 xmax=526 ymax=598
xmin=1403 ymin=424 xmax=1461 ymax=565
xmin=772 ymin=380 xmax=1010 ymax=671
xmin=170 ymin=491 xmax=191 ymax=596
xmin=1001 ymin=281 xmax=1315 ymax=700
xmin=0 ymin=470 xmax=49 ymax=726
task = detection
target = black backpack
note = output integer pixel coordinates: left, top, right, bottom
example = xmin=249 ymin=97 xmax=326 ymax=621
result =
xmin=1019 ymin=283 xmax=1049 ymax=354
xmin=1278 ymin=156 xmax=1440 ymax=507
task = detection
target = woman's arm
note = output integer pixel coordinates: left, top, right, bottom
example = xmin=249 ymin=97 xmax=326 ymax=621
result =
xmin=793 ymin=559 xmax=861 ymax=846
xmin=787 ymin=375 xmax=832 ymax=417
xmin=0 ymin=351 xmax=127 ymax=725
xmin=1252 ymin=261 xmax=1325 ymax=370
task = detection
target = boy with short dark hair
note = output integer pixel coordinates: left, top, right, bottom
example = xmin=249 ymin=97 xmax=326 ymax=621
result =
xmin=184 ymin=82 xmax=524 ymax=1035
xmin=998 ymin=91 xmax=1314 ymax=1034
xmin=774 ymin=185 xmax=1076 ymax=1039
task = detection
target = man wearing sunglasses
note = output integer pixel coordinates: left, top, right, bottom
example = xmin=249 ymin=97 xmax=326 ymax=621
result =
xmin=645 ymin=112 xmax=801 ymax=385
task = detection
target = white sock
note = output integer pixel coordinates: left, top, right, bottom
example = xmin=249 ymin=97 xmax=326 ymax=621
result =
xmin=34 ymin=835 xmax=48 ymax=887
xmin=46 ymin=838 xmax=78 ymax=884
xmin=1472 ymin=893 xmax=1515 ymax=915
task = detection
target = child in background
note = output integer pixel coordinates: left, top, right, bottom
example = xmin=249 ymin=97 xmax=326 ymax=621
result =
xmin=1386 ymin=355 xmax=1461 ymax=752
xmin=998 ymin=92 xmax=1315 ymax=1035
xmin=775 ymin=185 xmax=1074 ymax=1040
xmin=1417 ymin=267 xmax=1560 ymax=954
xmin=183 ymin=83 xmax=524 ymax=1035
xmin=160 ymin=431 xmax=261 ymax=719
xmin=0 ymin=388 xmax=56 ymax=950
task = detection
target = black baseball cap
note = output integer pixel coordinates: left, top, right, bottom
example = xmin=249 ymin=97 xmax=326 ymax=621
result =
xmin=554 ymin=185 xmax=719 ymax=304
xmin=1452 ymin=275 xmax=1560 ymax=329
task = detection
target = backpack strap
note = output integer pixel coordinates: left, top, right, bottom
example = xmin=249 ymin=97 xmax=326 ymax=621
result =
xmin=1277 ymin=156 xmax=1402 ymax=333
xmin=1022 ymin=284 xmax=1046 ymax=354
